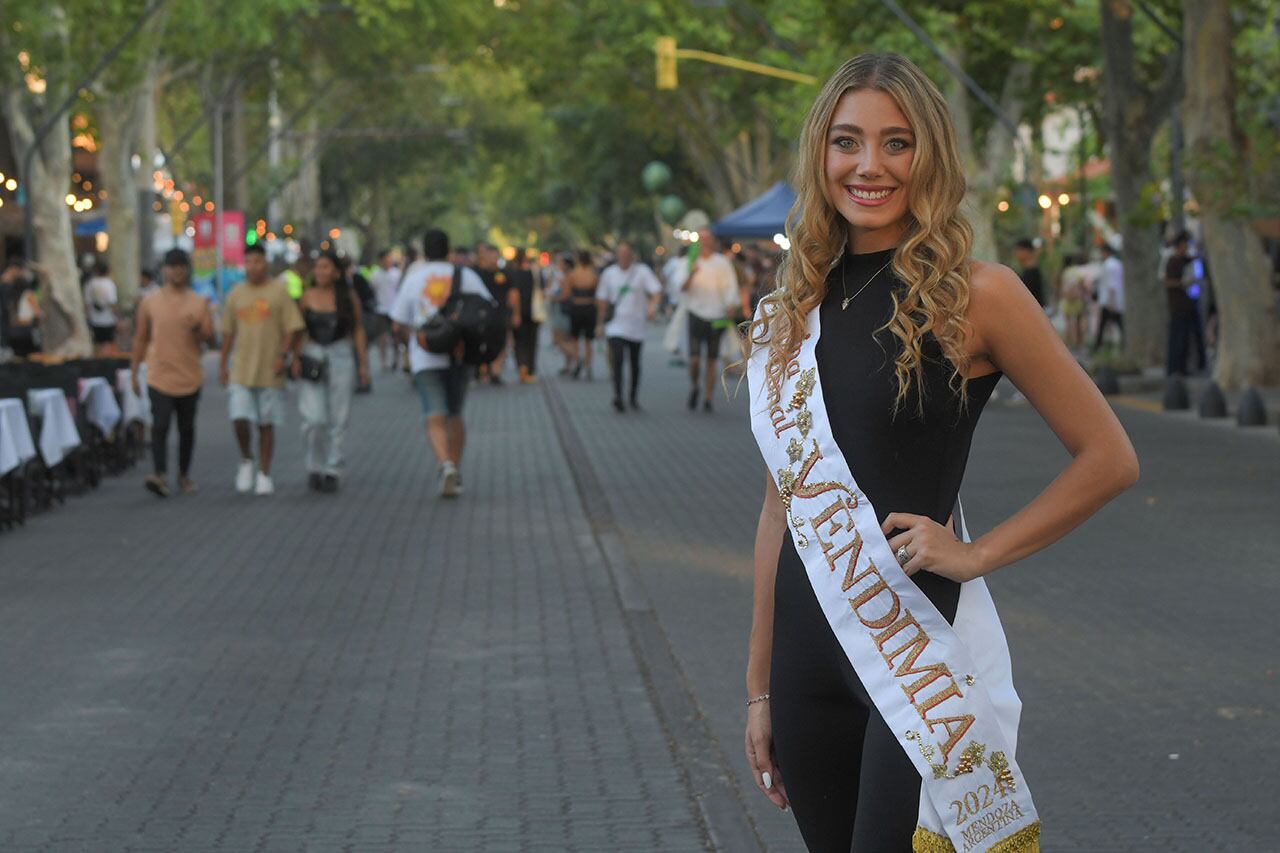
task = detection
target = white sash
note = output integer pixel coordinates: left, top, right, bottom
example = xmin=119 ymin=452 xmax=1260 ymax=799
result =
xmin=748 ymin=305 xmax=1040 ymax=852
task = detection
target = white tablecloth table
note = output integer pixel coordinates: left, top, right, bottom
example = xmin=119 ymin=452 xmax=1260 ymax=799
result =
xmin=117 ymin=367 xmax=151 ymax=426
xmin=26 ymin=388 xmax=81 ymax=467
xmin=0 ymin=398 xmax=36 ymax=477
xmin=79 ymin=376 xmax=122 ymax=435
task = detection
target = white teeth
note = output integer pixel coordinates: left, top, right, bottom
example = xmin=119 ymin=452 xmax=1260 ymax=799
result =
xmin=849 ymin=187 xmax=893 ymax=200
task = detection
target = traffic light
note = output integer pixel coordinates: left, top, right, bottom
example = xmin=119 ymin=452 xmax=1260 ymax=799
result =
xmin=656 ymin=36 xmax=677 ymax=90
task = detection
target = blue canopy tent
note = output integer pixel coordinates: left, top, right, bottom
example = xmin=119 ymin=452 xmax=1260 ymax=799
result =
xmin=710 ymin=181 xmax=796 ymax=239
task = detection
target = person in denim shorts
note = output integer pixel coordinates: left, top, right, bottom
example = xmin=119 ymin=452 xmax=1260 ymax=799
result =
xmin=390 ymin=228 xmax=494 ymax=498
xmin=218 ymin=243 xmax=304 ymax=495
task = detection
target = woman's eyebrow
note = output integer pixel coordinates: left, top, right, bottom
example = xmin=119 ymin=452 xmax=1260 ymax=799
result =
xmin=829 ymin=123 xmax=914 ymax=136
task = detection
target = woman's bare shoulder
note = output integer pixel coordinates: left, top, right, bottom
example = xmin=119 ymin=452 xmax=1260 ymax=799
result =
xmin=966 ymin=259 xmax=1027 ymax=306
xmin=960 ymin=259 xmax=1047 ymax=364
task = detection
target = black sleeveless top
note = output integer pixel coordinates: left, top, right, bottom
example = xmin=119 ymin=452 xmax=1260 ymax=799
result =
xmin=304 ymin=309 xmax=348 ymax=345
xmin=812 ymin=248 xmax=1001 ymax=616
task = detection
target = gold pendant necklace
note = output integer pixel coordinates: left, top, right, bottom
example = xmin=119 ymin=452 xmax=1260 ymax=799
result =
xmin=840 ymin=257 xmax=894 ymax=310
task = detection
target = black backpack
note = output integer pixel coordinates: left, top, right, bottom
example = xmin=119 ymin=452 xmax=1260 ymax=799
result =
xmin=418 ymin=265 xmax=507 ymax=365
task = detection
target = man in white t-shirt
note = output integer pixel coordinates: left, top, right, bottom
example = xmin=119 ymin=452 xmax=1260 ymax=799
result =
xmin=1093 ymin=242 xmax=1126 ymax=351
xmin=595 ymin=240 xmax=663 ymax=412
xmin=681 ymin=227 xmax=739 ymax=412
xmin=84 ymin=260 xmax=119 ymax=354
xmin=390 ymin=229 xmax=494 ymax=498
xmin=369 ymin=248 xmax=402 ymax=371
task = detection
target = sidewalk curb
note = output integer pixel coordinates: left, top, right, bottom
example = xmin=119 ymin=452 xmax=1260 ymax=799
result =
xmin=542 ymin=378 xmax=765 ymax=853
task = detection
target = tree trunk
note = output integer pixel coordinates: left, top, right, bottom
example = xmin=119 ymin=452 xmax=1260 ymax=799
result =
xmin=1100 ymin=0 xmax=1181 ymax=369
xmin=945 ymin=45 xmax=1030 ymax=263
xmin=3 ymin=89 xmax=90 ymax=356
xmin=98 ymin=91 xmax=144 ymax=307
xmin=136 ymin=72 xmax=159 ymax=277
xmin=1182 ymin=0 xmax=1280 ymax=387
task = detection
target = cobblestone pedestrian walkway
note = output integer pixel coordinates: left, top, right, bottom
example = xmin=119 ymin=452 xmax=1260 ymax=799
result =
xmin=0 ymin=363 xmax=709 ymax=851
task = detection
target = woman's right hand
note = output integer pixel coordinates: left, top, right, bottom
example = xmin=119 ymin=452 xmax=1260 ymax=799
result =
xmin=745 ymin=700 xmax=788 ymax=811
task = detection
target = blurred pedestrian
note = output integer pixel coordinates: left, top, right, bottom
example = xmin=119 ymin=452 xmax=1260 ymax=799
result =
xmin=137 ymin=267 xmax=159 ymax=301
xmin=294 ymin=249 xmax=369 ymax=493
xmin=390 ymin=228 xmax=494 ymax=498
xmin=662 ymin=245 xmax=690 ymax=311
xmin=562 ymin=250 xmax=600 ymax=379
xmin=281 ymin=253 xmax=309 ymax=302
xmin=344 ymin=256 xmax=377 ymax=393
xmin=682 ymin=227 xmax=739 ymax=412
xmin=1093 ymin=243 xmax=1125 ymax=351
xmin=131 ymin=249 xmax=215 ymax=497
xmin=1013 ymin=237 xmax=1045 ymax=307
xmin=1056 ymin=253 xmax=1089 ymax=350
xmin=472 ymin=242 xmax=516 ymax=384
xmin=508 ymin=249 xmax=543 ymax=384
xmin=369 ymin=248 xmax=402 ymax=372
xmin=1 ymin=256 xmax=41 ymax=357
xmin=596 ymin=240 xmax=662 ymax=411
xmin=1164 ymin=231 xmax=1206 ymax=376
xmin=544 ymin=252 xmax=576 ymax=373
xmin=84 ymin=259 xmax=119 ymax=355
xmin=218 ymin=243 xmax=304 ymax=496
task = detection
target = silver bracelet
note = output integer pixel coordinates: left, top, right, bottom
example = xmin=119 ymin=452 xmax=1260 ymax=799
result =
xmin=746 ymin=693 xmax=770 ymax=707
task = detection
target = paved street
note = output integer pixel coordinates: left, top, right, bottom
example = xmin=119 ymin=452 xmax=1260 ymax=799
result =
xmin=1 ymin=328 xmax=1276 ymax=851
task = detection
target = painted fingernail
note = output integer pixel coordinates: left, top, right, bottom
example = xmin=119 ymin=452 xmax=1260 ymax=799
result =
xmin=762 ymin=771 xmax=773 ymax=790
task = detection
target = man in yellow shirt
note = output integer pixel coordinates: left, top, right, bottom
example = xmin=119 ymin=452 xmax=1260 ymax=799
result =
xmin=218 ymin=243 xmax=305 ymax=495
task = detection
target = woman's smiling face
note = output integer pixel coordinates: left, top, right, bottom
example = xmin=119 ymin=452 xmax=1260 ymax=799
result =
xmin=824 ymin=88 xmax=916 ymax=243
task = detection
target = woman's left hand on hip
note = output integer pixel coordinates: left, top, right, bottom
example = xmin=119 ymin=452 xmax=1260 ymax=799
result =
xmin=883 ymin=512 xmax=984 ymax=583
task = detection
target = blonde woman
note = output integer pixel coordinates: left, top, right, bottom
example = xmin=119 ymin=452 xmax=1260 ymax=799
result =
xmin=743 ymin=54 xmax=1138 ymax=851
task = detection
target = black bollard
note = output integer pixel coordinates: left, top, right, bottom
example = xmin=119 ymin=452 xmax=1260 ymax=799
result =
xmin=1094 ymin=366 xmax=1121 ymax=396
xmin=1163 ymin=375 xmax=1190 ymax=411
xmin=1197 ymin=381 xmax=1229 ymax=419
xmin=1236 ymin=386 xmax=1268 ymax=427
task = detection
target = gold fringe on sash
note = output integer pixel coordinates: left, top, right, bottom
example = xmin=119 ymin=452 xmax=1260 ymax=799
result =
xmin=912 ymin=821 xmax=1041 ymax=853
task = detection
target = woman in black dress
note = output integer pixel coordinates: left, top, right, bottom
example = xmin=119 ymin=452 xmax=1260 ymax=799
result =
xmin=743 ymin=54 xmax=1138 ymax=852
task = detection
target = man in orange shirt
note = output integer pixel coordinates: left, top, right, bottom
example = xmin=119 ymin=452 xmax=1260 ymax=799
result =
xmin=130 ymin=249 xmax=215 ymax=497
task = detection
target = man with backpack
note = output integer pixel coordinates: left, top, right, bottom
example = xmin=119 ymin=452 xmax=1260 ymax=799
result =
xmin=390 ymin=229 xmax=495 ymax=498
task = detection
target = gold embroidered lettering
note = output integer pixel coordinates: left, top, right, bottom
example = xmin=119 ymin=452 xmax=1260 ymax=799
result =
xmin=902 ymin=665 xmax=957 ymax=713
xmin=809 ymin=496 xmax=862 ymax=584
xmin=875 ymin=611 xmax=930 ymax=672
xmin=770 ymin=406 xmax=795 ymax=437
xmin=848 ymin=566 xmax=900 ymax=630
xmin=838 ymin=534 xmax=864 ymax=590
xmin=925 ymin=713 xmax=975 ymax=764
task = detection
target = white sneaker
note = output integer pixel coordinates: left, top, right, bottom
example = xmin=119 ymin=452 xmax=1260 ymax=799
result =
xmin=235 ymin=459 xmax=255 ymax=493
xmin=253 ymin=471 xmax=274 ymax=495
xmin=439 ymin=461 xmax=460 ymax=498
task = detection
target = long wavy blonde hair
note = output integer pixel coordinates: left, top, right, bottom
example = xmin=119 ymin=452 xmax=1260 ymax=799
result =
xmin=749 ymin=53 xmax=975 ymax=415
